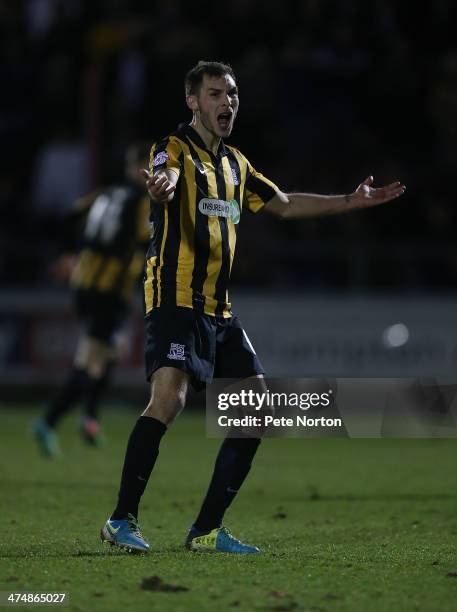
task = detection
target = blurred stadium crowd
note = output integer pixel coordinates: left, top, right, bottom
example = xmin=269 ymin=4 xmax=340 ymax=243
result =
xmin=1 ymin=0 xmax=457 ymax=291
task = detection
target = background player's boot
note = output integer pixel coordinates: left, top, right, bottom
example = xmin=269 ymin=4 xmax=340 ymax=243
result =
xmin=80 ymin=417 xmax=104 ymax=447
xmin=100 ymin=514 xmax=150 ymax=553
xmin=32 ymin=419 xmax=61 ymax=458
xmin=185 ymin=526 xmax=260 ymax=554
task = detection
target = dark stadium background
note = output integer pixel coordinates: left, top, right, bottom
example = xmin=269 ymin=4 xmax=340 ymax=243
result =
xmin=3 ymin=7 xmax=457 ymax=610
xmin=1 ymin=0 xmax=457 ymax=395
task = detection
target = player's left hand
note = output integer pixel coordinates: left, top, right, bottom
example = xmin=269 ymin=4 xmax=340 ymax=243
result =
xmin=351 ymin=176 xmax=406 ymax=208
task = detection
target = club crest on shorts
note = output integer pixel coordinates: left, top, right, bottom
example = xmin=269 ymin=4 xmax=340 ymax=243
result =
xmin=167 ymin=342 xmax=186 ymax=361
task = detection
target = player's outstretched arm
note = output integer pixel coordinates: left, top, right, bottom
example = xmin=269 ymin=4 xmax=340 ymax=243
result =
xmin=265 ymin=176 xmax=406 ymax=219
xmin=140 ymin=168 xmax=177 ymax=204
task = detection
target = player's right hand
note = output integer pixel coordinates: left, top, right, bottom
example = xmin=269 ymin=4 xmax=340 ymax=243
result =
xmin=51 ymin=253 xmax=77 ymax=284
xmin=140 ymin=169 xmax=176 ymax=204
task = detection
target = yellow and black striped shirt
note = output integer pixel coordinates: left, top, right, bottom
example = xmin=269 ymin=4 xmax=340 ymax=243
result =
xmin=71 ymin=183 xmax=150 ymax=302
xmin=144 ymin=124 xmax=279 ymax=317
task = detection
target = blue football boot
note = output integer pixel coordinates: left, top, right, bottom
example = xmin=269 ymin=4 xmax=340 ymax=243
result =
xmin=185 ymin=526 xmax=260 ymax=554
xmin=100 ymin=514 xmax=150 ymax=553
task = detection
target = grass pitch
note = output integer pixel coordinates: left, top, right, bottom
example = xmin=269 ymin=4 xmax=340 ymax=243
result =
xmin=1 ymin=405 xmax=457 ymax=611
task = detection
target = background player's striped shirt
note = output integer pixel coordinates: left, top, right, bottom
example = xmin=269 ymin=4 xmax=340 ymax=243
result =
xmin=144 ymin=124 xmax=279 ymax=317
xmin=71 ymin=184 xmax=150 ymax=302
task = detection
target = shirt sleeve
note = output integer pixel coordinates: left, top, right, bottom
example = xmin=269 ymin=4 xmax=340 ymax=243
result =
xmin=149 ymin=136 xmax=182 ymax=178
xmin=244 ymin=159 xmax=280 ymax=213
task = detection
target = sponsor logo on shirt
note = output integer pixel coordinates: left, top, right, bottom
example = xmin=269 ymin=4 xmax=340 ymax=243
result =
xmin=198 ymin=198 xmax=240 ymax=224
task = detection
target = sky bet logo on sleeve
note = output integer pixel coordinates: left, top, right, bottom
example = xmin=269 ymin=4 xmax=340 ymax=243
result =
xmin=198 ymin=198 xmax=240 ymax=224
xmin=153 ymin=151 xmax=169 ymax=167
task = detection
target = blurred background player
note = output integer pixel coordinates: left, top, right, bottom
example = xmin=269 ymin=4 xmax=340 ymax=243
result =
xmin=33 ymin=143 xmax=151 ymax=457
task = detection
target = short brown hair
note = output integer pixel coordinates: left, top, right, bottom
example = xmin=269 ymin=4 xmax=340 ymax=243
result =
xmin=185 ymin=61 xmax=236 ymax=96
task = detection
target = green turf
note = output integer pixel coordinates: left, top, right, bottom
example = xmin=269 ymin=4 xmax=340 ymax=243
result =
xmin=1 ymin=405 xmax=457 ymax=611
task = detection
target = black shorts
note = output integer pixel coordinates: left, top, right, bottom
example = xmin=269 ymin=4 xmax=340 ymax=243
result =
xmin=74 ymin=290 xmax=128 ymax=345
xmin=145 ymin=306 xmax=265 ymax=390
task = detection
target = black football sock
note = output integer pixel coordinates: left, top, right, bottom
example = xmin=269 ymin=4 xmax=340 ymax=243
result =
xmin=84 ymin=363 xmax=113 ymax=421
xmin=44 ymin=368 xmax=88 ymax=428
xmin=111 ymin=416 xmax=167 ymax=520
xmin=193 ymin=437 xmax=261 ymax=534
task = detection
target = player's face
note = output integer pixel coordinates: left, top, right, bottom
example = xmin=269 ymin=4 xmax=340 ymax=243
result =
xmin=190 ymin=74 xmax=239 ymax=138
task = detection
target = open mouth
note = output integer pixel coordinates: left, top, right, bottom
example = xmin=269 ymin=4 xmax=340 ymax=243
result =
xmin=217 ymin=111 xmax=232 ymax=130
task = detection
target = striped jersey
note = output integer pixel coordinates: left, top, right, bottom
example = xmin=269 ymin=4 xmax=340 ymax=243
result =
xmin=71 ymin=182 xmax=150 ymax=302
xmin=144 ymin=124 xmax=279 ymax=317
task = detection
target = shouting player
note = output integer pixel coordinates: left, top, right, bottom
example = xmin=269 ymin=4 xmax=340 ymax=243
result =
xmin=101 ymin=61 xmax=405 ymax=553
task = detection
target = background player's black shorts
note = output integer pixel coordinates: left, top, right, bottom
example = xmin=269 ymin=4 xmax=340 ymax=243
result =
xmin=145 ymin=306 xmax=265 ymax=390
xmin=74 ymin=289 xmax=128 ymax=345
